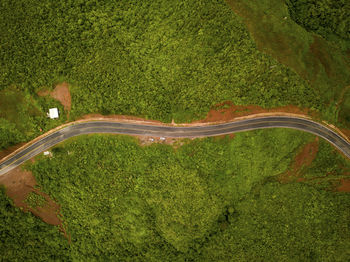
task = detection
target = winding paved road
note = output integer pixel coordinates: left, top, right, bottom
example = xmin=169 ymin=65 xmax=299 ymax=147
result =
xmin=0 ymin=116 xmax=350 ymax=176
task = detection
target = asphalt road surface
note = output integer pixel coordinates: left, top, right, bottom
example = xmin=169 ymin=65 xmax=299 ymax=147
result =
xmin=1 ymin=116 xmax=350 ymax=176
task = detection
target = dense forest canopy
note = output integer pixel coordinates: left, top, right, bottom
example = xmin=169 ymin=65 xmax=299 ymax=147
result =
xmin=286 ymin=0 xmax=350 ymax=41
xmin=0 ymin=0 xmax=321 ymax=123
xmin=1 ymin=0 xmax=350 ymax=261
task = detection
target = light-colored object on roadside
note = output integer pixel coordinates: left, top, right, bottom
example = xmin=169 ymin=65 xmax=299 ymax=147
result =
xmin=149 ymin=138 xmax=155 ymax=142
xmin=43 ymin=151 xmax=50 ymax=156
xmin=160 ymin=137 xmax=166 ymax=141
xmin=48 ymin=108 xmax=59 ymax=119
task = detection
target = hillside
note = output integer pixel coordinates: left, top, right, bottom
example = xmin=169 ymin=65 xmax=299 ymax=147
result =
xmin=0 ymin=0 xmax=349 ymax=261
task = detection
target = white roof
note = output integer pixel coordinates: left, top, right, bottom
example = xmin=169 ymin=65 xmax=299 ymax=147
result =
xmin=49 ymin=108 xmax=59 ymax=119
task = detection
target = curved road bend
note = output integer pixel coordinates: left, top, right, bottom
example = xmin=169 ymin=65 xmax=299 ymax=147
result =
xmin=0 ymin=116 xmax=350 ymax=176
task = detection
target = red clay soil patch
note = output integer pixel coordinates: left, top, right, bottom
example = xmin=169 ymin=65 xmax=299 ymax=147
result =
xmin=194 ymin=101 xmax=317 ymax=124
xmin=51 ymin=82 xmax=71 ymax=112
xmin=38 ymin=82 xmax=71 ymax=118
xmin=293 ymin=137 xmax=319 ymax=171
xmin=278 ymin=137 xmax=319 ymax=183
xmin=37 ymin=89 xmax=50 ymax=96
xmin=337 ymin=179 xmax=350 ymax=192
xmin=0 ymin=166 xmax=69 ymax=240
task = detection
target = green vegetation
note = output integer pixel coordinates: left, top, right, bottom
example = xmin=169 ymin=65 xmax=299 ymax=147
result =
xmin=199 ymin=182 xmax=350 ymax=261
xmin=286 ymin=0 xmax=350 ymax=42
xmin=0 ymin=0 xmax=321 ymax=125
xmin=284 ymin=0 xmax=350 ymax=126
xmin=1 ymin=0 xmax=350 ymax=261
xmin=24 ymin=191 xmax=47 ymax=210
xmin=0 ymin=187 xmax=69 ymax=261
xmin=339 ymin=89 xmax=350 ymax=125
xmin=1 ymin=131 xmax=341 ymax=260
xmin=0 ymin=87 xmax=66 ymax=150
xmin=226 ymin=0 xmax=350 ymax=125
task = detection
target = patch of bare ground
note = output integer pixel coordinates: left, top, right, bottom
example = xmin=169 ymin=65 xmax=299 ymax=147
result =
xmin=0 ymin=166 xmax=69 ymax=241
xmin=337 ymin=179 xmax=350 ymax=192
xmin=135 ymin=135 xmax=190 ymax=149
xmin=51 ymin=82 xmax=71 ymax=111
xmin=193 ymin=102 xmax=318 ymax=124
xmin=38 ymin=82 xmax=71 ymax=118
xmin=277 ymin=138 xmax=350 ymax=191
xmin=278 ymin=137 xmax=319 ymax=183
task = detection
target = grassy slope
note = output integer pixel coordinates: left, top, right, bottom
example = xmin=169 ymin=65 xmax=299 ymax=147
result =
xmin=225 ymin=0 xmax=350 ymax=126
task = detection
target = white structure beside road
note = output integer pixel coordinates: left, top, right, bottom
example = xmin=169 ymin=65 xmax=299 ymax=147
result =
xmin=48 ymin=108 xmax=59 ymax=119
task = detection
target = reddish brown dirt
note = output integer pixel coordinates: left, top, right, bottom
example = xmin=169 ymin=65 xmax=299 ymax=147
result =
xmin=0 ymin=166 xmax=69 ymax=240
xmin=293 ymin=137 xmax=319 ymax=171
xmin=37 ymin=89 xmax=50 ymax=96
xmin=38 ymin=82 xmax=71 ymax=118
xmin=194 ymin=102 xmax=318 ymax=124
xmin=51 ymin=82 xmax=71 ymax=112
xmin=340 ymin=129 xmax=350 ymax=142
xmin=337 ymin=179 xmax=350 ymax=192
xmin=278 ymin=137 xmax=319 ymax=183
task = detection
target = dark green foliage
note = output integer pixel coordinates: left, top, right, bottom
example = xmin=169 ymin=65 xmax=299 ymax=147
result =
xmin=0 ymin=118 xmax=24 ymax=150
xmin=10 ymin=129 xmax=345 ymax=260
xmin=24 ymin=192 xmax=47 ymax=209
xmin=0 ymin=187 xmax=69 ymax=261
xmin=199 ymin=182 xmax=350 ymax=261
xmin=286 ymin=0 xmax=350 ymax=41
xmin=0 ymin=0 xmax=321 ymax=123
xmin=1 ymin=130 xmax=350 ymax=260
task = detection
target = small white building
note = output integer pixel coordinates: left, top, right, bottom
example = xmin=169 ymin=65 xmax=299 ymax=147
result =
xmin=48 ymin=108 xmax=59 ymax=119
xmin=43 ymin=151 xmax=50 ymax=156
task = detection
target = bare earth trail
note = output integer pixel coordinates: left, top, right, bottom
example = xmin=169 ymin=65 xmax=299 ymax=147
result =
xmin=1 ymin=115 xmax=350 ymax=176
